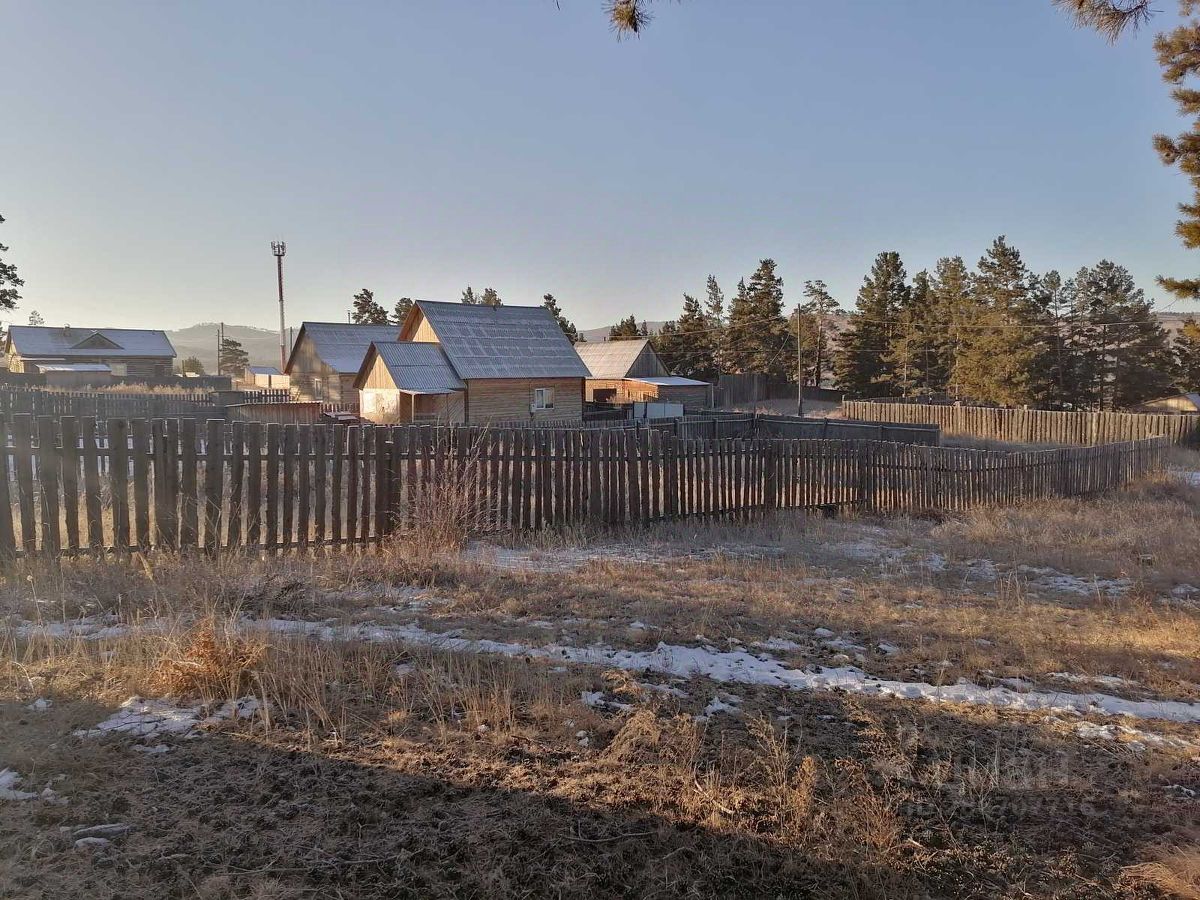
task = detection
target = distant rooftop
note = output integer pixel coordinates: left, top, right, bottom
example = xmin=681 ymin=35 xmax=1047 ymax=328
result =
xmin=358 ymin=341 xmax=465 ymax=394
xmin=7 ymin=326 xmax=176 ymax=359
xmin=286 ymin=322 xmax=399 ymax=374
xmin=573 ymin=338 xmax=654 ymax=379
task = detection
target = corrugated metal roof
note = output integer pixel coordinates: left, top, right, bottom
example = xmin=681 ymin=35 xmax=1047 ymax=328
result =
xmin=573 ymin=338 xmax=653 ymax=379
xmin=415 ymin=301 xmax=589 ymax=380
xmin=361 ymin=341 xmax=465 ymax=394
xmin=247 ymin=365 xmax=281 ymax=375
xmin=628 ymin=375 xmax=710 ymax=387
xmin=291 ymin=322 xmax=399 ymax=373
xmin=7 ymin=326 xmax=176 ymax=359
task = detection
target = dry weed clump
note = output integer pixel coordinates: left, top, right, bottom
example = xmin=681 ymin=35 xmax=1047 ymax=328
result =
xmin=154 ymin=618 xmax=266 ymax=698
xmin=1123 ymin=844 xmax=1200 ymax=899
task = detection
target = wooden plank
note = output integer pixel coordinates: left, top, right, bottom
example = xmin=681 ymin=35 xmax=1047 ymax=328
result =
xmin=35 ymin=417 xmax=61 ymax=556
xmin=203 ymin=419 xmax=224 ymax=554
xmin=150 ymin=420 xmax=168 ymax=548
xmin=246 ymin=423 xmax=263 ymax=548
xmin=331 ymin=424 xmax=345 ymax=544
xmin=60 ymin=416 xmax=81 ymax=552
xmin=227 ymin=421 xmax=245 ymax=548
xmin=265 ymin=423 xmax=280 ymax=552
xmin=297 ymin=425 xmax=312 ymax=549
xmin=0 ymin=418 xmax=14 ymax=563
xmin=359 ymin=426 xmax=373 ymax=545
xmin=373 ymin=425 xmax=388 ymax=544
xmin=11 ymin=416 xmax=36 ymax=556
xmin=312 ymin=424 xmax=327 ymax=546
xmin=281 ymin=425 xmax=297 ymax=549
xmin=346 ymin=426 xmax=359 ymax=544
xmin=131 ymin=418 xmax=151 ymax=551
xmin=587 ymin=431 xmax=602 ymax=522
xmin=108 ymin=418 xmax=131 ymax=552
xmin=80 ymin=416 xmax=103 ymax=552
xmin=179 ymin=419 xmax=199 ymax=550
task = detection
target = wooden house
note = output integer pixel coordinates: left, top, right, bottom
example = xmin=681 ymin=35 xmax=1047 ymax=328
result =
xmin=1131 ymin=392 xmax=1200 ymax=414
xmin=575 ymin=338 xmax=711 ymax=410
xmin=5 ymin=326 xmax=176 ymax=379
xmin=357 ymin=300 xmax=587 ymax=424
xmin=284 ymin=322 xmax=399 ymax=402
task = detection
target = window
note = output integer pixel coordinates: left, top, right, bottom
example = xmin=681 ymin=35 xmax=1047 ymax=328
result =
xmin=532 ymin=387 xmax=554 ymax=410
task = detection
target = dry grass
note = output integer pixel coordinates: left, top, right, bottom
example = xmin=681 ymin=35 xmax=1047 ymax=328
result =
xmin=2 ymin=473 xmax=1199 ymax=897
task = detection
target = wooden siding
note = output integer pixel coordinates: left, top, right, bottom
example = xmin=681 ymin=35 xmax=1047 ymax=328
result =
xmin=287 ymin=334 xmax=343 ymax=402
xmin=360 ymin=389 xmax=465 ymax=424
xmin=627 ymin=343 xmax=669 ymax=378
xmin=465 ymin=378 xmax=583 ymax=424
xmin=586 ymin=378 xmax=710 ymax=410
xmin=398 ymin=310 xmax=439 ymax=343
xmin=9 ymin=355 xmax=172 ymax=378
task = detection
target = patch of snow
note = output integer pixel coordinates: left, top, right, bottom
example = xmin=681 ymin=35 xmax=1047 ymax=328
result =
xmin=26 ymin=698 xmax=51 ymax=712
xmin=1047 ymin=672 xmax=1138 ymax=689
xmin=131 ymin=743 xmax=170 ymax=755
xmin=8 ymin=614 xmax=144 ymax=642
xmin=580 ymin=691 xmax=632 ymax=712
xmin=876 ymin=642 xmax=901 ymax=656
xmin=754 ymin=637 xmax=804 ymax=652
xmin=1174 ymin=470 xmax=1200 ymax=486
xmin=1069 ymin=720 xmax=1194 ymax=751
xmin=812 ymin=627 xmax=836 ymax=639
xmin=75 ymin=696 xmax=262 ymax=739
xmin=0 ymin=768 xmax=60 ymax=803
xmin=698 ymin=692 xmax=743 ymax=721
xmin=1016 ymin=565 xmax=1131 ymax=597
xmin=637 ymin=681 xmax=690 ymax=699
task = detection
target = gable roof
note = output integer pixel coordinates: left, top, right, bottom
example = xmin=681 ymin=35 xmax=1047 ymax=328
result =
xmin=354 ymin=342 xmax=465 ymax=394
xmin=573 ymin=338 xmax=657 ymax=379
xmin=628 ymin=375 xmax=710 ymax=387
xmin=285 ymin=322 xmax=399 ymax=374
xmin=6 ymin=326 xmax=176 ymax=359
xmin=402 ymin=301 xmax=589 ymax=380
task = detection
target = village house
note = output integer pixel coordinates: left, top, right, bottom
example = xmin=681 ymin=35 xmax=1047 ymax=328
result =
xmin=574 ymin=337 xmax=711 ymax=410
xmin=284 ymin=322 xmax=398 ymax=403
xmin=355 ymin=300 xmax=587 ymax=424
xmin=4 ymin=325 xmax=176 ymax=380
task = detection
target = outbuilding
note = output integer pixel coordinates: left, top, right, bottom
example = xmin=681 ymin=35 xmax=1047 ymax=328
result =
xmin=574 ymin=338 xmax=711 ymax=410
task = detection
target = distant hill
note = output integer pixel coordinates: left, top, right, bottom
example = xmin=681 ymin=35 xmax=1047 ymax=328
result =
xmin=166 ymin=323 xmax=285 ymax=373
xmin=578 ymin=321 xmax=668 ymax=343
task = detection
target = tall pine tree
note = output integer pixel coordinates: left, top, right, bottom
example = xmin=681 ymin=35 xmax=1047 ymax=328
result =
xmin=1175 ymin=317 xmax=1200 ymax=392
xmin=654 ymin=293 xmax=717 ymax=379
xmin=834 ymin=251 xmax=909 ymax=397
xmin=723 ymin=259 xmax=790 ymax=376
xmin=925 ymin=256 xmax=973 ymax=395
xmin=799 ymin=280 xmax=840 ymax=387
xmin=542 ymin=293 xmax=580 ymax=343
xmin=609 ymin=315 xmax=645 ymax=339
xmin=391 ymin=297 xmax=414 ymax=325
xmin=351 ymin=288 xmax=389 ymax=324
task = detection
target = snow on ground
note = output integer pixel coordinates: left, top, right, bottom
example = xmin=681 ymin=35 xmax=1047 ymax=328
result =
xmin=0 ymin=769 xmax=62 ymax=803
xmin=471 ymin=542 xmax=787 ymax=573
xmin=75 ymin=696 xmax=262 ymax=740
xmin=248 ymin=617 xmax=1200 ymax=728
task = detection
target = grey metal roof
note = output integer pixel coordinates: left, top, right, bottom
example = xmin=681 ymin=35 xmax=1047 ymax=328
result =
xmin=290 ymin=322 xmax=399 ymax=373
xmin=414 ymin=301 xmax=589 ymax=380
xmin=39 ymin=363 xmax=113 ymax=372
xmin=573 ymin=338 xmax=652 ymax=379
xmin=247 ymin=365 xmax=281 ymax=375
xmin=7 ymin=326 xmax=176 ymax=359
xmin=360 ymin=341 xmax=465 ymax=394
xmin=629 ymin=375 xmax=710 ymax=387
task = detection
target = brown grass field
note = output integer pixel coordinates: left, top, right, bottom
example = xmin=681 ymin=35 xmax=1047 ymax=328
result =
xmin=2 ymin=463 xmax=1200 ymax=899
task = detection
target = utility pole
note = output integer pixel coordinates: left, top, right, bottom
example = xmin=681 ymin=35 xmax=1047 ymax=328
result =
xmin=272 ymin=241 xmax=287 ymax=371
xmin=796 ymin=303 xmax=804 ymax=417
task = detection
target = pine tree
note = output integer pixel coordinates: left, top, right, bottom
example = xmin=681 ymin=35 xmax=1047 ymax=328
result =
xmin=799 ymin=280 xmax=839 ymax=388
xmin=1068 ymin=260 xmax=1175 ymax=408
xmin=218 ymin=337 xmax=250 ymax=377
xmin=351 ymin=288 xmax=389 ymax=324
xmin=723 ymin=259 xmax=790 ymax=376
xmin=391 ymin=297 xmax=414 ymax=325
xmin=925 ymin=257 xmax=973 ymax=395
xmin=462 ymin=286 xmax=502 ymax=307
xmin=1175 ymin=316 xmax=1200 ymax=392
xmin=1031 ymin=270 xmax=1085 ymax=408
xmin=180 ymin=356 xmax=205 ymax=375
xmin=951 ymin=237 xmax=1044 ymax=406
xmin=609 ymin=315 xmax=645 ymax=340
xmin=542 ymin=293 xmax=579 ymax=343
xmin=0 ymin=214 xmax=24 ymax=311
xmin=654 ymin=293 xmax=716 ymax=379
xmin=27 ymin=310 xmax=43 ymax=326
xmin=461 ymin=287 xmax=478 ymax=305
xmin=883 ymin=270 xmax=930 ymax=397
xmin=834 ymin=252 xmax=909 ymax=397
xmin=703 ymin=275 xmax=725 ymax=375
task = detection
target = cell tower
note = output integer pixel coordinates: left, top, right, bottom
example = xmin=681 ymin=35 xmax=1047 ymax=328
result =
xmin=271 ymin=241 xmax=287 ymax=371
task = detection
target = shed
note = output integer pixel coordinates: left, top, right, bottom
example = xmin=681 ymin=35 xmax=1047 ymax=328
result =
xmin=1131 ymin=392 xmax=1200 ymax=414
xmin=575 ymin=338 xmax=712 ymax=410
xmin=247 ymin=365 xmax=290 ymax=390
xmin=354 ymin=341 xmax=466 ymax=423
xmin=39 ymin=363 xmax=114 ymax=389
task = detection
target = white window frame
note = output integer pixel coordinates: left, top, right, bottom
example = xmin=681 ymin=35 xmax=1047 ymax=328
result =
xmin=532 ymin=387 xmax=554 ymax=410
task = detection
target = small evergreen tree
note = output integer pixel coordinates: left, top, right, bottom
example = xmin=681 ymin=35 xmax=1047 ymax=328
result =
xmin=180 ymin=356 xmax=205 ymax=375
xmin=883 ymin=270 xmax=930 ymax=396
xmin=391 ymin=297 xmax=414 ymax=325
xmin=834 ymin=251 xmax=909 ymax=397
xmin=0 ymin=214 xmax=24 ymax=311
xmin=542 ymin=293 xmax=579 ymax=343
xmin=27 ymin=310 xmax=43 ymax=326
xmin=654 ymin=293 xmax=716 ymax=379
xmin=218 ymin=337 xmax=250 ymax=377
xmin=798 ymin=280 xmax=839 ymax=388
xmin=351 ymin=288 xmax=389 ymax=324
xmin=609 ymin=315 xmax=645 ymax=339
xmin=462 ymin=286 xmax=502 ymax=307
xmin=703 ymin=275 xmax=725 ymax=375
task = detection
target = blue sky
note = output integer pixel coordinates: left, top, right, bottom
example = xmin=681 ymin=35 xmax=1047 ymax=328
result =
xmin=1 ymin=0 xmax=1194 ymax=331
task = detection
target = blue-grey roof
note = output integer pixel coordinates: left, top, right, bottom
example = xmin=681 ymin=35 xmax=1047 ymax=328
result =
xmin=414 ymin=301 xmax=589 ymax=380
xmin=358 ymin=342 xmax=465 ymax=394
xmin=39 ymin=363 xmax=113 ymax=372
xmin=247 ymin=365 xmax=281 ymax=375
xmin=574 ymin=338 xmax=653 ymax=379
xmin=288 ymin=322 xmax=399 ymax=373
xmin=629 ymin=375 xmax=710 ymax=387
xmin=7 ymin=326 xmax=176 ymax=359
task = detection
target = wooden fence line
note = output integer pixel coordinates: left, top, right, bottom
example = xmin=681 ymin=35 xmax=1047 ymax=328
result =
xmin=0 ymin=415 xmax=1166 ymax=561
xmin=844 ymin=400 xmax=1200 ymax=447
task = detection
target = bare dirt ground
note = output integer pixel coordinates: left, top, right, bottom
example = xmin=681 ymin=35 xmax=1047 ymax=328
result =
xmin=3 ymin=468 xmax=1200 ymax=899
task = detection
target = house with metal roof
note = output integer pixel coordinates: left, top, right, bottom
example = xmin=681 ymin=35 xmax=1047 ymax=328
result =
xmin=284 ymin=322 xmax=399 ymax=402
xmin=374 ymin=300 xmax=587 ymax=423
xmin=574 ymin=337 xmax=711 ymax=410
xmin=5 ymin=325 xmax=176 ymax=380
xmin=353 ymin=341 xmax=466 ymax=423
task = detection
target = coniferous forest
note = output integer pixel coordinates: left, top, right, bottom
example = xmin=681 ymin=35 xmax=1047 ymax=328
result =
xmin=652 ymin=236 xmax=1195 ymax=410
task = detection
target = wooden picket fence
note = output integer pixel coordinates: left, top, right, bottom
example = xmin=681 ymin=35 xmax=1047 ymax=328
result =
xmin=0 ymin=415 xmax=1166 ymax=561
xmin=845 ymin=400 xmax=1200 ymax=447
xmin=0 ymin=387 xmax=214 ymax=422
